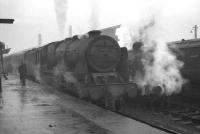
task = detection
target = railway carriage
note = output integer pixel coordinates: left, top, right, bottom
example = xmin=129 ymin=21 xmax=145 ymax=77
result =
xmin=168 ymin=39 xmax=200 ymax=104
xmin=169 ymin=39 xmax=200 ymax=84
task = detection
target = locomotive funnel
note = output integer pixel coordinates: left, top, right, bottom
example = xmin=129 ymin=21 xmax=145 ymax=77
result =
xmin=88 ymin=30 xmax=101 ymax=37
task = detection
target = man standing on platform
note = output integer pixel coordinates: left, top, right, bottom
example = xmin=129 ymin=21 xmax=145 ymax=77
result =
xmin=18 ymin=62 xmax=27 ymax=86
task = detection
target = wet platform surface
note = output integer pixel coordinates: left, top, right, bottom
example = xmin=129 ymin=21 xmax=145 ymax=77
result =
xmin=0 ymin=75 xmax=168 ymax=134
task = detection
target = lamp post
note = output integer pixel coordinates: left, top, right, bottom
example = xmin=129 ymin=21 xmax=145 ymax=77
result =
xmin=0 ymin=18 xmax=14 ymax=96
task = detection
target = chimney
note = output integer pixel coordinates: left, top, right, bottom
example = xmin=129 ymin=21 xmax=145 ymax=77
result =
xmin=72 ymin=35 xmax=78 ymax=40
xmin=88 ymin=30 xmax=101 ymax=37
xmin=38 ymin=33 xmax=42 ymax=47
xmin=69 ymin=25 xmax=72 ymax=37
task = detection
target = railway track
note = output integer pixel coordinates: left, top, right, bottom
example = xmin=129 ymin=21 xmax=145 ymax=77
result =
xmin=113 ymin=97 xmax=200 ymax=134
xmin=162 ymin=102 xmax=200 ymax=130
xmin=117 ymin=111 xmax=182 ymax=134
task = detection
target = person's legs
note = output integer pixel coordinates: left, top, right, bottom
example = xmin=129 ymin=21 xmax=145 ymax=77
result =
xmin=20 ymin=75 xmax=26 ymax=86
xmin=20 ymin=75 xmax=22 ymax=85
xmin=22 ymin=76 xmax=25 ymax=86
xmin=23 ymin=78 xmax=26 ymax=86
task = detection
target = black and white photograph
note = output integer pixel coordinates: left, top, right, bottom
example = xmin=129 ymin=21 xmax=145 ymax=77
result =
xmin=0 ymin=0 xmax=200 ymax=133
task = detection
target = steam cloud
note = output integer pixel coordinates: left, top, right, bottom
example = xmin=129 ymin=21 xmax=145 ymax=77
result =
xmin=116 ymin=19 xmax=187 ymax=95
xmin=54 ymin=0 xmax=68 ymax=37
xmin=89 ymin=0 xmax=100 ymax=30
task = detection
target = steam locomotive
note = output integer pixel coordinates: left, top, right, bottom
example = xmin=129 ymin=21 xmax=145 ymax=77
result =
xmin=4 ymin=30 xmax=137 ymax=111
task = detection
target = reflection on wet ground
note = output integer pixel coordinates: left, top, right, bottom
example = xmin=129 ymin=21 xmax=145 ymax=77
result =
xmin=0 ymin=75 xmax=168 ymax=134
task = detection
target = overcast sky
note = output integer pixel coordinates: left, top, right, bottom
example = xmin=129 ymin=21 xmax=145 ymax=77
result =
xmin=0 ymin=0 xmax=200 ymax=53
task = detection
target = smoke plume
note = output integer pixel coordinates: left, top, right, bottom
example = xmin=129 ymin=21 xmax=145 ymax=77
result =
xmin=116 ymin=19 xmax=187 ymax=95
xmin=54 ymin=0 xmax=68 ymax=37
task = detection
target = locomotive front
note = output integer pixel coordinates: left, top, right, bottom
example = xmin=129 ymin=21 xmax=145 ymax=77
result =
xmin=61 ymin=30 xmax=137 ymax=111
xmin=85 ymin=33 xmax=121 ymax=72
xmin=64 ymin=31 xmax=121 ymax=72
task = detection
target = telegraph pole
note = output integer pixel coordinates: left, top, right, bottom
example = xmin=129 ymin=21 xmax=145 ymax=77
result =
xmin=191 ymin=25 xmax=198 ymax=39
xmin=0 ymin=18 xmax=14 ymax=96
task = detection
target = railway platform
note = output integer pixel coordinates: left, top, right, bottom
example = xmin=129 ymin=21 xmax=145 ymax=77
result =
xmin=0 ymin=75 xmax=169 ymax=134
